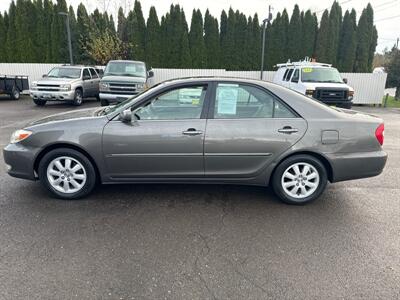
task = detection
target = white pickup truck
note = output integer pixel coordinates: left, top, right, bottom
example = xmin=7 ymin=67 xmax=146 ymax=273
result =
xmin=273 ymin=60 xmax=354 ymax=109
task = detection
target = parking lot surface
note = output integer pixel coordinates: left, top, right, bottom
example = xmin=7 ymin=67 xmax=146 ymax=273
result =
xmin=0 ymin=96 xmax=399 ymax=299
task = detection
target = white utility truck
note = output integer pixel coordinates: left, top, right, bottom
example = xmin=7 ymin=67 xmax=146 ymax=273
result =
xmin=273 ymin=59 xmax=354 ymax=109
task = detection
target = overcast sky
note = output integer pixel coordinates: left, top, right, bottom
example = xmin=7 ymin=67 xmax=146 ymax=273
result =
xmin=1 ymin=0 xmax=399 ymax=53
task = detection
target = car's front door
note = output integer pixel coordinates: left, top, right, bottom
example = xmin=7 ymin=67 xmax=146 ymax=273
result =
xmin=204 ymin=82 xmax=307 ymax=178
xmin=102 ymin=83 xmax=210 ymax=179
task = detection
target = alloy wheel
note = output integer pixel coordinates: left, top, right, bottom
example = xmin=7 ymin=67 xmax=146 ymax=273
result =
xmin=46 ymin=156 xmax=87 ymax=194
xmin=281 ymin=162 xmax=320 ymax=199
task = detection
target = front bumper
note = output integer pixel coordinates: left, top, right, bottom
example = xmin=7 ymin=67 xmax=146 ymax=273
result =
xmin=100 ymin=92 xmax=141 ymax=102
xmin=30 ymin=90 xmax=75 ymax=101
xmin=328 ymin=150 xmax=387 ymax=182
xmin=3 ymin=143 xmax=38 ymax=180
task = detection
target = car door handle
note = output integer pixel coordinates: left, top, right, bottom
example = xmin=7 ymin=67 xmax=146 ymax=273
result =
xmin=182 ymin=128 xmax=203 ymax=136
xmin=278 ymin=126 xmax=298 ymax=134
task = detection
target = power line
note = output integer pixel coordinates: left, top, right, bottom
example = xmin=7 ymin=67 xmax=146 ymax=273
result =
xmin=374 ymin=0 xmax=399 ymax=9
xmin=313 ymin=0 xmax=353 ymax=14
xmin=375 ymin=14 xmax=400 ymax=22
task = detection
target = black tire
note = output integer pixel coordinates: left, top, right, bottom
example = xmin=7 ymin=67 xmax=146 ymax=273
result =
xmin=272 ymin=154 xmax=328 ymax=205
xmin=96 ymin=95 xmax=101 ymax=102
xmin=337 ymin=102 xmax=352 ymax=109
xmin=10 ymin=86 xmax=20 ymax=100
xmin=100 ymin=98 xmax=109 ymax=106
xmin=33 ymin=98 xmax=46 ymax=106
xmin=72 ymin=88 xmax=83 ymax=106
xmin=38 ymin=148 xmax=97 ymax=200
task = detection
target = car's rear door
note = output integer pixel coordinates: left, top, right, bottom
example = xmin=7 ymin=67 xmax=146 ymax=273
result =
xmin=204 ymin=82 xmax=307 ymax=178
xmin=102 ymin=82 xmax=211 ymax=179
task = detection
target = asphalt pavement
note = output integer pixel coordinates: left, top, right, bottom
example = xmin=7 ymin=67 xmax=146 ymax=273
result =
xmin=0 ymin=96 xmax=399 ymax=299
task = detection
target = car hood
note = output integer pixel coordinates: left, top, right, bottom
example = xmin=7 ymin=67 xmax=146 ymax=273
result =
xmin=37 ymin=77 xmax=79 ymax=85
xmin=302 ymin=82 xmax=354 ymax=91
xmin=26 ymin=107 xmax=103 ymax=127
xmin=101 ymin=75 xmax=146 ymax=83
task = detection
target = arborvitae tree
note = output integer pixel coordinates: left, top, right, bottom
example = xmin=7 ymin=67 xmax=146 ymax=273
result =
xmin=126 ymin=0 xmax=146 ymax=61
xmin=0 ymin=13 xmax=6 ymax=62
xmin=301 ymin=10 xmax=317 ymax=59
xmin=223 ymin=8 xmax=236 ymax=70
xmin=50 ymin=0 xmax=69 ymax=63
xmin=76 ymin=3 xmax=92 ymax=63
xmin=180 ymin=30 xmax=191 ymax=68
xmin=204 ymin=9 xmax=220 ymax=68
xmin=117 ymin=7 xmax=128 ymax=42
xmin=68 ymin=5 xmax=79 ymax=64
xmin=43 ymin=0 xmax=53 ymax=62
xmin=250 ymin=14 xmax=261 ymax=69
xmin=279 ymin=9 xmax=290 ymax=62
xmin=384 ymin=47 xmax=400 ymax=99
xmin=145 ymin=6 xmax=161 ymax=68
xmin=220 ymin=10 xmax=228 ymax=67
xmin=316 ymin=10 xmax=330 ymax=62
xmin=287 ymin=5 xmax=302 ymax=61
xmin=338 ymin=9 xmax=357 ymax=71
xmin=5 ymin=1 xmax=17 ymax=62
xmin=368 ymin=26 xmax=378 ymax=72
xmin=189 ymin=9 xmax=206 ymax=68
xmin=234 ymin=11 xmax=248 ymax=69
xmin=327 ymin=1 xmax=342 ymax=66
xmin=354 ymin=3 xmax=375 ymax=72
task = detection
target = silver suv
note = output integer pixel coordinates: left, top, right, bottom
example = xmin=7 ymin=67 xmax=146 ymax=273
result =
xmin=30 ymin=65 xmax=100 ymax=106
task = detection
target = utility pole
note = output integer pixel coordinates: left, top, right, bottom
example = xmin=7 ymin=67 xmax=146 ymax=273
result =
xmin=260 ymin=5 xmax=273 ymax=80
xmin=397 ymin=37 xmax=399 ymax=49
xmin=58 ymin=12 xmax=74 ymax=65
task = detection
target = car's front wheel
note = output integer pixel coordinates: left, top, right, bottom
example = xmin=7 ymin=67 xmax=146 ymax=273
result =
xmin=272 ymin=155 xmax=328 ymax=205
xmin=38 ymin=148 xmax=96 ymax=200
xmin=72 ymin=89 xmax=83 ymax=106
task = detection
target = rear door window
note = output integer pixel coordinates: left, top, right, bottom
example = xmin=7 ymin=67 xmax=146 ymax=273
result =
xmin=285 ymin=69 xmax=294 ymax=81
xmin=213 ymin=83 xmax=297 ymax=119
xmin=89 ymin=68 xmax=98 ymax=78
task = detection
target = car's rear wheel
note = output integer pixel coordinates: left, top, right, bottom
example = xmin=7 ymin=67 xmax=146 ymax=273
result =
xmin=38 ymin=148 xmax=96 ymax=200
xmin=33 ymin=98 xmax=46 ymax=106
xmin=72 ymin=89 xmax=83 ymax=106
xmin=272 ymin=155 xmax=328 ymax=205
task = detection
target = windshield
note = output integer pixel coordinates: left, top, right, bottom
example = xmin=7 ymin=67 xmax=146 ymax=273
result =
xmin=104 ymin=61 xmax=146 ymax=78
xmin=301 ymin=67 xmax=343 ymax=83
xmin=47 ymin=67 xmax=81 ymax=79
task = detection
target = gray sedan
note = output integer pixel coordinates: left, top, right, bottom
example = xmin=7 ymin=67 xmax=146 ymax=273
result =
xmin=3 ymin=78 xmax=387 ymax=204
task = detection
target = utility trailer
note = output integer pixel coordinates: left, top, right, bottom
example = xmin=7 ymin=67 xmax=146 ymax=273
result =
xmin=0 ymin=75 xmax=29 ymax=100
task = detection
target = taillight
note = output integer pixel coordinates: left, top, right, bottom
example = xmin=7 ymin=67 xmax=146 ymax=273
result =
xmin=375 ymin=123 xmax=384 ymax=146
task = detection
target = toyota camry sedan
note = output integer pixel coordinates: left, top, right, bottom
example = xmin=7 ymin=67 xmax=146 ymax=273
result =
xmin=3 ymin=77 xmax=387 ymax=204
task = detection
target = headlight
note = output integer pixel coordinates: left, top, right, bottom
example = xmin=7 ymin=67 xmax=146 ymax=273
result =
xmin=60 ymin=84 xmax=71 ymax=91
xmin=348 ymin=90 xmax=354 ymax=100
xmin=305 ymin=89 xmax=314 ymax=97
xmin=137 ymin=83 xmax=145 ymax=90
xmin=10 ymin=129 xmax=32 ymax=144
xmin=30 ymin=81 xmax=38 ymax=90
xmin=100 ymin=82 xmax=109 ymax=91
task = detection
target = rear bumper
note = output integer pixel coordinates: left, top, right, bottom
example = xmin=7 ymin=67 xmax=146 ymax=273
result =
xmin=328 ymin=150 xmax=387 ymax=182
xmin=3 ymin=143 xmax=38 ymax=180
xmin=30 ymin=90 xmax=75 ymax=101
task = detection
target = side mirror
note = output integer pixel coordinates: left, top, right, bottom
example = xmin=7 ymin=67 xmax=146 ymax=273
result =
xmin=343 ymin=78 xmax=348 ymax=84
xmin=42 ymin=74 xmax=48 ymax=78
xmin=148 ymin=70 xmax=154 ymax=78
xmin=119 ymin=109 xmax=132 ymax=123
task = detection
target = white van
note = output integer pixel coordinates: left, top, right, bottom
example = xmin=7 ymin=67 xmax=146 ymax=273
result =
xmin=273 ymin=60 xmax=354 ymax=109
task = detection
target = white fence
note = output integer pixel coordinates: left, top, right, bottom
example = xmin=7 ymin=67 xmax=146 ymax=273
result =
xmin=0 ymin=64 xmax=387 ymax=104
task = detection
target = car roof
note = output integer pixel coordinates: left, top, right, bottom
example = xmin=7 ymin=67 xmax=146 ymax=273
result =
xmin=108 ymin=60 xmax=145 ymax=64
